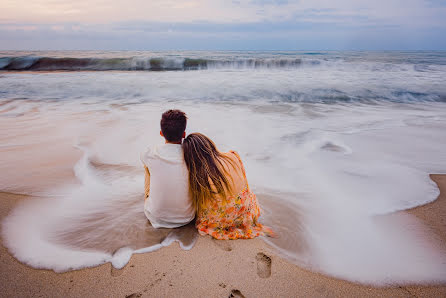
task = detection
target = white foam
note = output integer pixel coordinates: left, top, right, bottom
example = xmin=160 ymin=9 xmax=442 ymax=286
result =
xmin=111 ymin=247 xmax=133 ymax=269
xmin=1 ymin=146 xmax=198 ymax=272
xmin=1 ymin=68 xmax=446 ymax=283
xmin=2 ymin=198 xmax=112 ymax=272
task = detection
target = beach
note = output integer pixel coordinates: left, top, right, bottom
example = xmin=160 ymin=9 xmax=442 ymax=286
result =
xmin=0 ymin=175 xmax=445 ymax=297
xmin=1 ymin=51 xmax=446 ymax=295
xmin=3 ymin=0 xmax=446 ymax=291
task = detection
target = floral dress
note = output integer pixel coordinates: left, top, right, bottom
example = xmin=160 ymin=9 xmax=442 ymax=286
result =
xmin=195 ymin=151 xmax=272 ymax=240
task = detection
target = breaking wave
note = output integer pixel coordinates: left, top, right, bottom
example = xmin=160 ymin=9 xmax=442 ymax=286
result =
xmin=0 ymin=56 xmax=316 ymax=71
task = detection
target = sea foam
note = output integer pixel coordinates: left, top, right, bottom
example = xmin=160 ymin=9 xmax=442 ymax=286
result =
xmin=1 ymin=52 xmax=446 ymax=284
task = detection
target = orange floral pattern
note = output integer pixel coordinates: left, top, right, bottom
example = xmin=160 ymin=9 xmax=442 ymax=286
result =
xmin=195 ymin=151 xmax=272 ymax=240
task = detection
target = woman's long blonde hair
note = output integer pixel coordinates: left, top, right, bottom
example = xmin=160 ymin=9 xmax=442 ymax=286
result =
xmin=182 ymin=133 xmax=234 ymax=214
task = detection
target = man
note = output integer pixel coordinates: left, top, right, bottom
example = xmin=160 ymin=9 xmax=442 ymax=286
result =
xmin=140 ymin=109 xmax=195 ymax=228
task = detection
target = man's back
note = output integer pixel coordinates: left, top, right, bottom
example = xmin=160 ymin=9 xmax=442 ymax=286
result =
xmin=141 ymin=143 xmax=195 ymax=228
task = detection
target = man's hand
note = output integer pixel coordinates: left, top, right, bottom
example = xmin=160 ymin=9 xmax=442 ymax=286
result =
xmin=144 ymin=165 xmax=150 ymax=199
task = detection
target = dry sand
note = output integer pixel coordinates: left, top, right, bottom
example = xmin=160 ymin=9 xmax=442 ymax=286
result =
xmin=1 ymin=175 xmax=445 ymax=297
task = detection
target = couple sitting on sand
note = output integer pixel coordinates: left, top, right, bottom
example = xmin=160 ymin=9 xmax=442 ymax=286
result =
xmin=141 ymin=109 xmax=270 ymax=240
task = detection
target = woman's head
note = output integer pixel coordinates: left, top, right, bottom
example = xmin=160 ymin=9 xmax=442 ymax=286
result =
xmin=182 ymin=133 xmax=233 ymax=213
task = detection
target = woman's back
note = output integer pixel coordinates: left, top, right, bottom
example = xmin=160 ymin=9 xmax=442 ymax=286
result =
xmin=210 ymin=151 xmax=246 ymax=199
xmin=196 ymin=150 xmax=265 ymax=240
xmin=182 ymin=133 xmax=270 ymax=240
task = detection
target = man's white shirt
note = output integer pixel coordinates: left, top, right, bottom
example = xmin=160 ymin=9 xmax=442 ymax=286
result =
xmin=140 ymin=143 xmax=195 ymax=228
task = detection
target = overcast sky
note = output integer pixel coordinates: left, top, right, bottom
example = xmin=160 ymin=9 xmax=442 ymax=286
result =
xmin=1 ymin=0 xmax=445 ymax=50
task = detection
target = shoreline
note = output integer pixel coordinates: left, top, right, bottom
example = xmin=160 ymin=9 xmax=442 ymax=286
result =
xmin=1 ymin=176 xmax=445 ymax=297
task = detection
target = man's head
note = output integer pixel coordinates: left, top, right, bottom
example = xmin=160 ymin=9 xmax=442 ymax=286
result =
xmin=160 ymin=109 xmax=187 ymax=143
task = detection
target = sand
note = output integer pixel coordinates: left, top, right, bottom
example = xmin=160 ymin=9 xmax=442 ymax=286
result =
xmin=1 ymin=175 xmax=446 ymax=297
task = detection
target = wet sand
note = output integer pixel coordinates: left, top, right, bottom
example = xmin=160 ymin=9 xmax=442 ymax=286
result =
xmin=1 ymin=175 xmax=445 ymax=297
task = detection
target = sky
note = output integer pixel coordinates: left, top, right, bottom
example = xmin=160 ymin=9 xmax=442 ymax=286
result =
xmin=0 ymin=0 xmax=445 ymax=50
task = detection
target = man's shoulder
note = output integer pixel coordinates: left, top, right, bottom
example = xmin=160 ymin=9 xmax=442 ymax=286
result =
xmin=140 ymin=144 xmax=184 ymax=166
xmin=140 ymin=146 xmax=155 ymax=166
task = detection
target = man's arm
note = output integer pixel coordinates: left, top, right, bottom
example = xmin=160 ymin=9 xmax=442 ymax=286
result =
xmin=144 ymin=165 xmax=150 ymax=199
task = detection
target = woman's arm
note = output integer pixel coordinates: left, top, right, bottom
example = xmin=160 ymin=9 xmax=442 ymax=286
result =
xmin=144 ymin=165 xmax=150 ymax=199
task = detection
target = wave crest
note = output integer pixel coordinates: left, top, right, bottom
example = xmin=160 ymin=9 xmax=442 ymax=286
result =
xmin=0 ymin=56 xmax=312 ymax=71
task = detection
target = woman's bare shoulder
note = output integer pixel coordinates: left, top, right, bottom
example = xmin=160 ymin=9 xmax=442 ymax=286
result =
xmin=222 ymin=150 xmax=240 ymax=158
xmin=220 ymin=150 xmax=240 ymax=163
xmin=221 ymin=151 xmax=245 ymax=173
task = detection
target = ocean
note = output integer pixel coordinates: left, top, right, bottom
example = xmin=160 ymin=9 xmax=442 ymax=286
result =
xmin=1 ymin=51 xmax=446 ymax=284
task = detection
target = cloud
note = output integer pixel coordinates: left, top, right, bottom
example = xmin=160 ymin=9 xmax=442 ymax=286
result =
xmin=1 ymin=19 xmax=445 ymax=50
xmin=1 ymin=0 xmax=445 ymax=26
xmin=249 ymin=0 xmax=289 ymax=5
xmin=0 ymin=0 xmax=445 ymax=50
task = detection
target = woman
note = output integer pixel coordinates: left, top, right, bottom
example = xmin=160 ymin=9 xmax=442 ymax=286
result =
xmin=182 ymin=133 xmax=271 ymax=240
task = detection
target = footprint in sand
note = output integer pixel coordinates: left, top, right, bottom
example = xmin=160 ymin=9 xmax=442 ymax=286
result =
xmin=212 ymin=238 xmax=232 ymax=251
xmin=256 ymin=252 xmax=271 ymax=278
xmin=229 ymin=289 xmax=246 ymax=298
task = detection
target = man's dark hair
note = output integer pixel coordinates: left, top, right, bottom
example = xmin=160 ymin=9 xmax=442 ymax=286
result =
xmin=160 ymin=109 xmax=187 ymax=142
